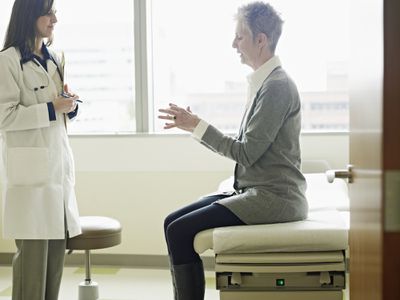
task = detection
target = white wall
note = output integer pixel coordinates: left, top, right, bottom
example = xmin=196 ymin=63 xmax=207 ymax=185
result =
xmin=0 ymin=132 xmax=348 ymax=254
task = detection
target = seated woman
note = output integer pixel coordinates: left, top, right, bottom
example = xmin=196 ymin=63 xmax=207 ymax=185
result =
xmin=158 ymin=2 xmax=307 ymax=299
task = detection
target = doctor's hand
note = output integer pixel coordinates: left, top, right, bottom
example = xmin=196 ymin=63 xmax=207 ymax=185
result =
xmin=53 ymin=94 xmax=79 ymax=113
xmin=62 ymin=84 xmax=78 ymax=99
xmin=53 ymin=83 xmax=79 ymax=113
xmin=158 ymin=103 xmax=201 ymax=132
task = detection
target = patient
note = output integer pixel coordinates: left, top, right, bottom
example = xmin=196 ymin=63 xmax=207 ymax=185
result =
xmin=158 ymin=2 xmax=307 ymax=299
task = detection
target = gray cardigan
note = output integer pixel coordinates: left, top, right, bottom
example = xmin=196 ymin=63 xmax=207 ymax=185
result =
xmin=200 ymin=66 xmax=308 ymax=225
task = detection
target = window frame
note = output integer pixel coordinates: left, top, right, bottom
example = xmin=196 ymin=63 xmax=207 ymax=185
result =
xmin=0 ymin=0 xmax=349 ymax=136
xmin=133 ymin=0 xmax=349 ymax=136
xmin=134 ymin=0 xmax=150 ymax=133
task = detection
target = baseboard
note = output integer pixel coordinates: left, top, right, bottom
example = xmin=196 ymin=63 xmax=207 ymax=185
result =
xmin=0 ymin=252 xmax=215 ymax=270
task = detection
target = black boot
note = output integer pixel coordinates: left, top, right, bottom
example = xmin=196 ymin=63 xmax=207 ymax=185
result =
xmin=168 ymin=259 xmax=177 ymax=299
xmin=172 ymin=261 xmax=205 ymax=300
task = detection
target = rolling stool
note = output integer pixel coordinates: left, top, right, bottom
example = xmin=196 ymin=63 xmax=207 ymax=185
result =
xmin=67 ymin=216 xmax=122 ymax=300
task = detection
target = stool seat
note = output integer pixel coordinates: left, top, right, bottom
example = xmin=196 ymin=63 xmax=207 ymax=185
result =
xmin=67 ymin=216 xmax=122 ymax=250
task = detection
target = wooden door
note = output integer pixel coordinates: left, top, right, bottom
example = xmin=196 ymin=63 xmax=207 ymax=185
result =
xmin=382 ymin=0 xmax=400 ymax=299
xmin=349 ymin=0 xmax=400 ymax=299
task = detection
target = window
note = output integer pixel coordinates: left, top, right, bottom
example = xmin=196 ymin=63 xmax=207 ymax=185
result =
xmin=53 ymin=0 xmax=135 ymax=134
xmin=0 ymin=0 xmax=136 ymax=134
xmin=0 ymin=0 xmax=349 ymax=134
xmin=150 ymin=0 xmax=349 ymax=133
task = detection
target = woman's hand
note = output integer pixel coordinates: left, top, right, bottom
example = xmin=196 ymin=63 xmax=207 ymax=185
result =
xmin=52 ymin=95 xmax=78 ymax=113
xmin=52 ymin=84 xmax=79 ymax=113
xmin=62 ymin=84 xmax=77 ymax=98
xmin=158 ymin=103 xmax=201 ymax=132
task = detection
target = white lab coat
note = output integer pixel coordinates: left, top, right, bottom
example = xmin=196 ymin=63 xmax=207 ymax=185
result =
xmin=0 ymin=47 xmax=81 ymax=239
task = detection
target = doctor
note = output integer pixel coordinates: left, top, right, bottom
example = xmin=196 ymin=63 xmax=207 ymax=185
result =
xmin=159 ymin=2 xmax=308 ymax=299
xmin=0 ymin=0 xmax=81 ymax=299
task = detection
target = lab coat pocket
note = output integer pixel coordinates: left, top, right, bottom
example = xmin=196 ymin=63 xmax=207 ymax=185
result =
xmin=7 ymin=147 xmax=50 ymax=186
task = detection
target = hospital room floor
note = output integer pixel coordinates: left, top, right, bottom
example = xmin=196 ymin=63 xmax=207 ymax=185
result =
xmin=0 ymin=265 xmax=349 ymax=300
xmin=0 ymin=266 xmax=219 ymax=300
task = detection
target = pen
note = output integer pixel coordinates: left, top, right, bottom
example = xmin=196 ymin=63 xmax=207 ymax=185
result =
xmin=61 ymin=92 xmax=83 ymax=103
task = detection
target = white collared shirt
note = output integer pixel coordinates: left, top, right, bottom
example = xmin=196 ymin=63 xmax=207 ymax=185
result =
xmin=192 ymin=56 xmax=282 ymax=140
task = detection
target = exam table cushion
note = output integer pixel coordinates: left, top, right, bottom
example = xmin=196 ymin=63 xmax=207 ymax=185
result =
xmin=194 ymin=210 xmax=348 ymax=254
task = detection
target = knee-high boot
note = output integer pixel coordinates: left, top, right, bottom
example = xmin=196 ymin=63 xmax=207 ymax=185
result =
xmin=172 ymin=261 xmax=205 ymax=300
xmin=168 ymin=259 xmax=177 ymax=299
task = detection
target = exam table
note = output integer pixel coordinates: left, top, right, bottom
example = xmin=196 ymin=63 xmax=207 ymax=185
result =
xmin=194 ymin=173 xmax=349 ymax=300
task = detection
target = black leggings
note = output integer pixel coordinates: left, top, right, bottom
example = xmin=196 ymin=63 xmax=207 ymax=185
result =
xmin=164 ymin=194 xmax=245 ymax=265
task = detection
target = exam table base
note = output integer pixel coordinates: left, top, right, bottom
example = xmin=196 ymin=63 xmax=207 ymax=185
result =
xmin=220 ymin=290 xmax=343 ymax=300
xmin=217 ymin=271 xmax=345 ymax=300
xmin=215 ymin=251 xmax=346 ymax=300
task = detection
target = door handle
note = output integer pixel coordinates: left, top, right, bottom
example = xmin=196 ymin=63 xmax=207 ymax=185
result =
xmin=326 ymin=164 xmax=354 ymax=183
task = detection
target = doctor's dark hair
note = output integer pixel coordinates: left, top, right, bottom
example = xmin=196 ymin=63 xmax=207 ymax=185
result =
xmin=235 ymin=2 xmax=283 ymax=53
xmin=2 ymin=0 xmax=54 ymax=52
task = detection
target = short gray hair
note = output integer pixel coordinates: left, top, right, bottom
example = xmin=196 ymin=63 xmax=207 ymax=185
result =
xmin=236 ymin=2 xmax=283 ymax=53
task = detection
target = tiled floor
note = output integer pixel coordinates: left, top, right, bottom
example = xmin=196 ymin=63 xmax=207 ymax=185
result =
xmin=0 ymin=266 xmax=348 ymax=300
xmin=0 ymin=266 xmax=219 ymax=300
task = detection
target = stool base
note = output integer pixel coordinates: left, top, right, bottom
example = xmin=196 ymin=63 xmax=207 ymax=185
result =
xmin=79 ymin=281 xmax=99 ymax=300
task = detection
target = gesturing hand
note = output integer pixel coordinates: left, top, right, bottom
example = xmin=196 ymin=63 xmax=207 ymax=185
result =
xmin=158 ymin=103 xmax=201 ymax=132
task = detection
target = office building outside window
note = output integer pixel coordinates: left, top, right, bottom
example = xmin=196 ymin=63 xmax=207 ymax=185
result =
xmin=53 ymin=0 xmax=136 ymax=134
xmin=0 ymin=0 xmax=349 ymax=134
xmin=150 ymin=0 xmax=349 ymax=133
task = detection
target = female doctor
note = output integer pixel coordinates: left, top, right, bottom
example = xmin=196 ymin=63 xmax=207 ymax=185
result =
xmin=0 ymin=0 xmax=82 ymax=299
